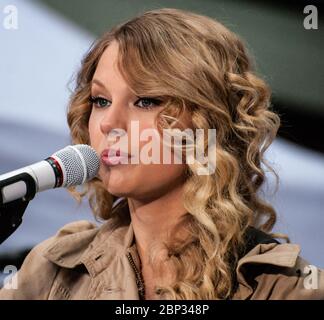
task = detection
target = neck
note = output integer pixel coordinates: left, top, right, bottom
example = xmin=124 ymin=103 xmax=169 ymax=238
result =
xmin=127 ymin=183 xmax=187 ymax=263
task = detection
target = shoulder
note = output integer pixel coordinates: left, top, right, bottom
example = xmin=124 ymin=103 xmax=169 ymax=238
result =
xmin=234 ymin=238 xmax=324 ymax=300
xmin=53 ymin=220 xmax=98 ymax=237
xmin=0 ymin=220 xmax=100 ymax=299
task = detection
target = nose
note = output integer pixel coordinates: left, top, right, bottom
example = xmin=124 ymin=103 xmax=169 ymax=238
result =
xmin=99 ymin=103 xmax=127 ymax=142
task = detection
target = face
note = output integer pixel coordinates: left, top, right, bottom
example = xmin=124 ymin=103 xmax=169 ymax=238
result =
xmin=88 ymin=40 xmax=189 ymax=202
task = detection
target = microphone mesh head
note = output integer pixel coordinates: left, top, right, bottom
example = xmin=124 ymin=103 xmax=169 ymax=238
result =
xmin=52 ymin=144 xmax=100 ymax=187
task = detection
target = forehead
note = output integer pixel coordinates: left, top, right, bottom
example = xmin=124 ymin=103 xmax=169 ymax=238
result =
xmin=93 ymin=41 xmax=123 ymax=81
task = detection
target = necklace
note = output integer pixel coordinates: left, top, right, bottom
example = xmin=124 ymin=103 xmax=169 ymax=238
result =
xmin=126 ymin=251 xmax=146 ymax=300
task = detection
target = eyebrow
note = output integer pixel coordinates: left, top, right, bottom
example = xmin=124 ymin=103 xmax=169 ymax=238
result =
xmin=91 ymin=78 xmax=140 ymax=99
xmin=91 ymin=79 xmax=108 ymax=90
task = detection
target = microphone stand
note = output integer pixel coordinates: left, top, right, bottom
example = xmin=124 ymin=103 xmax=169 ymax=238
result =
xmin=0 ymin=173 xmax=36 ymax=245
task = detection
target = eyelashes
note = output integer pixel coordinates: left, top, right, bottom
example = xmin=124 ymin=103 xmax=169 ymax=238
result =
xmin=89 ymin=96 xmax=163 ymax=110
xmin=89 ymin=96 xmax=109 ymax=108
xmin=135 ymin=97 xmax=163 ymax=109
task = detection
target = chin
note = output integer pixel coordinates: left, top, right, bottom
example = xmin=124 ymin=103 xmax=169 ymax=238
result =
xmin=105 ymin=180 xmax=132 ymax=197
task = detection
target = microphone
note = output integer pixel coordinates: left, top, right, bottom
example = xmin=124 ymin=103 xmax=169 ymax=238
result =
xmin=0 ymin=144 xmax=100 ymax=205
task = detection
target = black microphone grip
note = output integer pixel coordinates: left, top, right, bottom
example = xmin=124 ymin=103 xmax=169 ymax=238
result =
xmin=0 ymin=173 xmax=36 ymax=244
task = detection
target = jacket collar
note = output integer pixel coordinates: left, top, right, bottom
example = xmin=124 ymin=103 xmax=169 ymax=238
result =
xmin=43 ymin=219 xmax=136 ymax=276
xmin=43 ymin=220 xmax=300 ymax=299
xmin=234 ymin=242 xmax=301 ymax=299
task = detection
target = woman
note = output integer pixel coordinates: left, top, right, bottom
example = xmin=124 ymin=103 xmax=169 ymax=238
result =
xmin=1 ymin=8 xmax=323 ymax=300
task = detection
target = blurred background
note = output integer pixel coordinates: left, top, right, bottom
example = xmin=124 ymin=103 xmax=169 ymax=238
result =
xmin=0 ymin=0 xmax=323 ymax=280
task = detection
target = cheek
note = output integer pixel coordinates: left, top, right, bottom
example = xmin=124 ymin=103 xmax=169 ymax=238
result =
xmin=88 ymin=111 xmax=101 ymax=147
xmin=137 ymin=120 xmax=163 ymax=153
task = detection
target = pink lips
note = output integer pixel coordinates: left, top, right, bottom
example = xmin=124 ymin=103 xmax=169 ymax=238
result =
xmin=101 ymin=148 xmax=132 ymax=166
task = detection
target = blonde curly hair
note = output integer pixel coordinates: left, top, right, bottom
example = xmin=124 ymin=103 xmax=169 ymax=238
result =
xmin=67 ymin=8 xmax=281 ymax=299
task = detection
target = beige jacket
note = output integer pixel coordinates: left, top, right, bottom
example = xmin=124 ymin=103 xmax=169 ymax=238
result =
xmin=0 ymin=218 xmax=324 ymax=300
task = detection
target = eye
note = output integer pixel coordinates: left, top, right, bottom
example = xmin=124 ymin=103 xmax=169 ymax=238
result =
xmin=89 ymin=96 xmax=110 ymax=108
xmin=134 ymin=97 xmax=163 ymax=110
